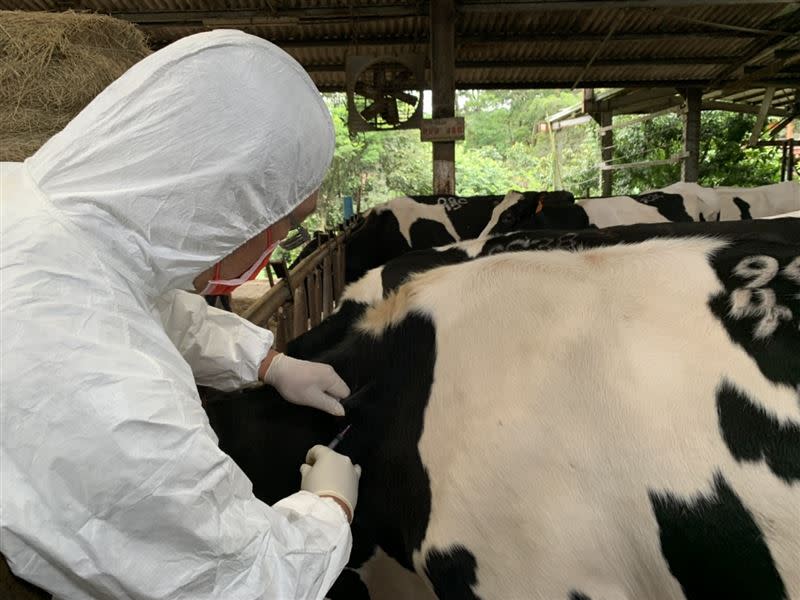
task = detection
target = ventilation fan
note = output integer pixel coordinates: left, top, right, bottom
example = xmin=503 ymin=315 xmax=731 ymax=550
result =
xmin=346 ymin=54 xmax=425 ymax=133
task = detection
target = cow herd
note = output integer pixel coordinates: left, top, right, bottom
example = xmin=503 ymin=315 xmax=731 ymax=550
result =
xmin=206 ymin=181 xmax=799 ymax=600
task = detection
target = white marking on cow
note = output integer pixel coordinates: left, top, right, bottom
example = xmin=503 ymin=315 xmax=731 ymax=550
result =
xmin=339 ymin=266 xmax=384 ymax=306
xmin=764 ymin=209 xmax=800 ymax=219
xmin=728 ymin=254 xmax=797 ymax=338
xmin=485 ymin=232 xmax=580 ymax=255
xmin=715 ymin=181 xmax=800 ymax=219
xmin=359 ymin=239 xmax=799 ymax=598
xmin=380 ymin=196 xmax=460 ymax=246
xmin=356 ymin=549 xmax=437 ymax=600
xmin=734 ymin=255 xmax=780 ymax=288
xmin=783 ymin=256 xmax=800 ymax=286
xmin=477 ymin=191 xmax=524 ymax=238
xmin=579 ymin=195 xmax=670 ymax=228
xmin=437 ymin=196 xmax=469 ymax=212
xmin=730 ymin=288 xmax=793 ymax=338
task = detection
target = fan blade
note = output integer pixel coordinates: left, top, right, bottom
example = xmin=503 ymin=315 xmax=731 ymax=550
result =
xmin=361 ymin=100 xmax=384 ymax=121
xmin=354 ymin=81 xmax=383 ymax=102
xmin=390 ymin=90 xmax=419 ymax=106
xmin=383 ymin=98 xmax=400 ymax=125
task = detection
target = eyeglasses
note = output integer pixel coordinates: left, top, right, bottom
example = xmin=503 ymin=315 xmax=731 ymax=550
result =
xmin=279 ymin=223 xmax=311 ymax=251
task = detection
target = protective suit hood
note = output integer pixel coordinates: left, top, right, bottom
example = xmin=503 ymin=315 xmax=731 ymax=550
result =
xmin=26 ymin=29 xmax=334 ymax=296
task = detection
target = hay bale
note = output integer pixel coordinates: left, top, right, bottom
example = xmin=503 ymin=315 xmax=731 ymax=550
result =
xmin=0 ymin=10 xmax=151 ymax=161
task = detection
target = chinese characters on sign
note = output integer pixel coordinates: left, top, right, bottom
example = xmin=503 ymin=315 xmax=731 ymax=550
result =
xmin=420 ymin=117 xmax=466 ymax=142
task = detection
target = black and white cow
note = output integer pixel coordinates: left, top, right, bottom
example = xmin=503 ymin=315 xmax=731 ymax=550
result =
xmin=205 ymin=218 xmax=800 ymax=600
xmin=664 ymin=181 xmax=800 ymax=221
xmin=291 ymin=216 xmax=800 ymax=358
xmin=535 ymin=182 xmax=800 ymax=230
xmin=344 ymin=190 xmax=575 ymax=283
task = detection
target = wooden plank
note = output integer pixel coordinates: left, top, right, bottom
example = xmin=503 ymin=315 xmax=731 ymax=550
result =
xmin=600 ymin=151 xmax=689 ymax=171
xmin=749 ymin=86 xmax=776 ymax=146
xmin=599 ymin=104 xmax=682 ymax=133
xmin=431 ymin=0 xmax=456 ymax=194
xmin=335 ymin=241 xmax=346 ymax=300
xmin=322 ymin=256 xmax=334 ymax=317
xmin=702 ymin=99 xmax=790 ymax=117
xmin=309 ymin=272 xmax=321 ymax=327
xmin=274 ymin=307 xmax=287 ymax=353
xmin=292 ymin=285 xmax=307 ymax=338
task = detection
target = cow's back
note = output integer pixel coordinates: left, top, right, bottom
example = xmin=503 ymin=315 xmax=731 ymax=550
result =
xmin=360 ymin=238 xmax=800 ymax=599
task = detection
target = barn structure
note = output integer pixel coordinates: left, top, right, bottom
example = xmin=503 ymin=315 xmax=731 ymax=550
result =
xmin=1 ymin=2 xmax=799 ymax=598
xmin=5 ymin=0 xmax=799 ymax=194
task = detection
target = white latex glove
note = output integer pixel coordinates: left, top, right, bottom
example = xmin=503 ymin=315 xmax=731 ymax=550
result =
xmin=264 ymin=353 xmax=350 ymax=416
xmin=301 ymin=445 xmax=361 ymax=523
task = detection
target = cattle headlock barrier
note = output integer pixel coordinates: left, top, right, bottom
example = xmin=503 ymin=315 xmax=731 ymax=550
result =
xmin=240 ymin=218 xmax=363 ymax=352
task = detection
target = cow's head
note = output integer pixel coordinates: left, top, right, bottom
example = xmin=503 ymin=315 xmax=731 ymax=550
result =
xmin=484 ymin=190 xmax=578 ymax=236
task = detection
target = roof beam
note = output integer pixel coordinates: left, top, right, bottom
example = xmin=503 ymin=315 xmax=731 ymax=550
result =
xmin=144 ymin=29 xmax=767 ymax=50
xmin=702 ymin=99 xmax=790 ymax=117
xmin=749 ymin=86 xmax=777 ymax=146
xmin=459 ymin=0 xmax=797 ymax=12
xmin=316 ymin=78 xmax=798 ymax=92
xmin=710 ymin=6 xmax=800 ymax=86
xmin=112 ymin=5 xmax=425 ymax=25
xmin=303 ymin=55 xmax=742 ymax=73
xmin=722 ymin=50 xmax=800 ymax=89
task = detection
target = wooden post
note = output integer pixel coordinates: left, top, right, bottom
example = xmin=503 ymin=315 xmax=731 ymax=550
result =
xmin=600 ymin=110 xmax=613 ymax=195
xmin=681 ymin=88 xmax=702 ymax=183
xmin=430 ymin=0 xmax=456 ymax=194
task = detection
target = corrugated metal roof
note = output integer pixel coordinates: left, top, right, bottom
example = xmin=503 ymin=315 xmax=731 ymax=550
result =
xmin=4 ymin=0 xmax=799 ymax=90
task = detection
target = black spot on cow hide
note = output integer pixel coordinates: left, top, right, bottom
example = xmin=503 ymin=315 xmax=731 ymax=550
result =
xmin=322 ymin=314 xmax=438 ymax=573
xmin=733 ymin=197 xmax=753 ymax=220
xmin=569 ymin=592 xmax=592 ymax=600
xmin=345 ymin=210 xmax=411 ymax=283
xmin=424 ymin=545 xmax=482 ymax=600
xmin=409 ymin=218 xmax=458 ymax=249
xmin=287 ymin=299 xmax=368 ymax=359
xmin=717 ymin=379 xmax=800 ymax=484
xmin=649 ymin=473 xmax=787 ymax=600
xmin=381 ymin=247 xmax=470 ymax=295
xmin=409 ymin=193 xmax=504 ymax=240
xmin=326 ymin=567 xmax=371 ymax=600
xmin=631 ymin=191 xmax=693 ymax=222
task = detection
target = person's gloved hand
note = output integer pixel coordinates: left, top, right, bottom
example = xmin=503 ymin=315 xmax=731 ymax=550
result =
xmin=264 ymin=353 xmax=349 ymax=416
xmin=301 ymin=445 xmax=361 ymax=522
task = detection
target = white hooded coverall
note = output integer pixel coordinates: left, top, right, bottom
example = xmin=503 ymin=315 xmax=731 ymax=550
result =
xmin=0 ymin=30 xmax=351 ymax=599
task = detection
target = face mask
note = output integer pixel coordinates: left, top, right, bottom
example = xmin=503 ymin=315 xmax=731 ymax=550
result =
xmin=199 ymin=229 xmax=280 ymax=296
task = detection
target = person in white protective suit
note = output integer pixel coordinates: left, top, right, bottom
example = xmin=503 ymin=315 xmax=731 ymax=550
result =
xmin=0 ymin=30 xmax=362 ymax=600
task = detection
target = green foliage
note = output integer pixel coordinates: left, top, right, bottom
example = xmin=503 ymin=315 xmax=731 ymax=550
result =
xmin=312 ymin=90 xmax=787 ymax=231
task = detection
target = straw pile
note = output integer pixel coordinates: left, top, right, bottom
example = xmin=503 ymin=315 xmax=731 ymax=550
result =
xmin=0 ymin=10 xmax=151 ymax=161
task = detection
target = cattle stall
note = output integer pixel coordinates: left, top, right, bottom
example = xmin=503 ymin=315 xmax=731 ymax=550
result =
xmin=241 ymin=219 xmax=364 ymax=351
